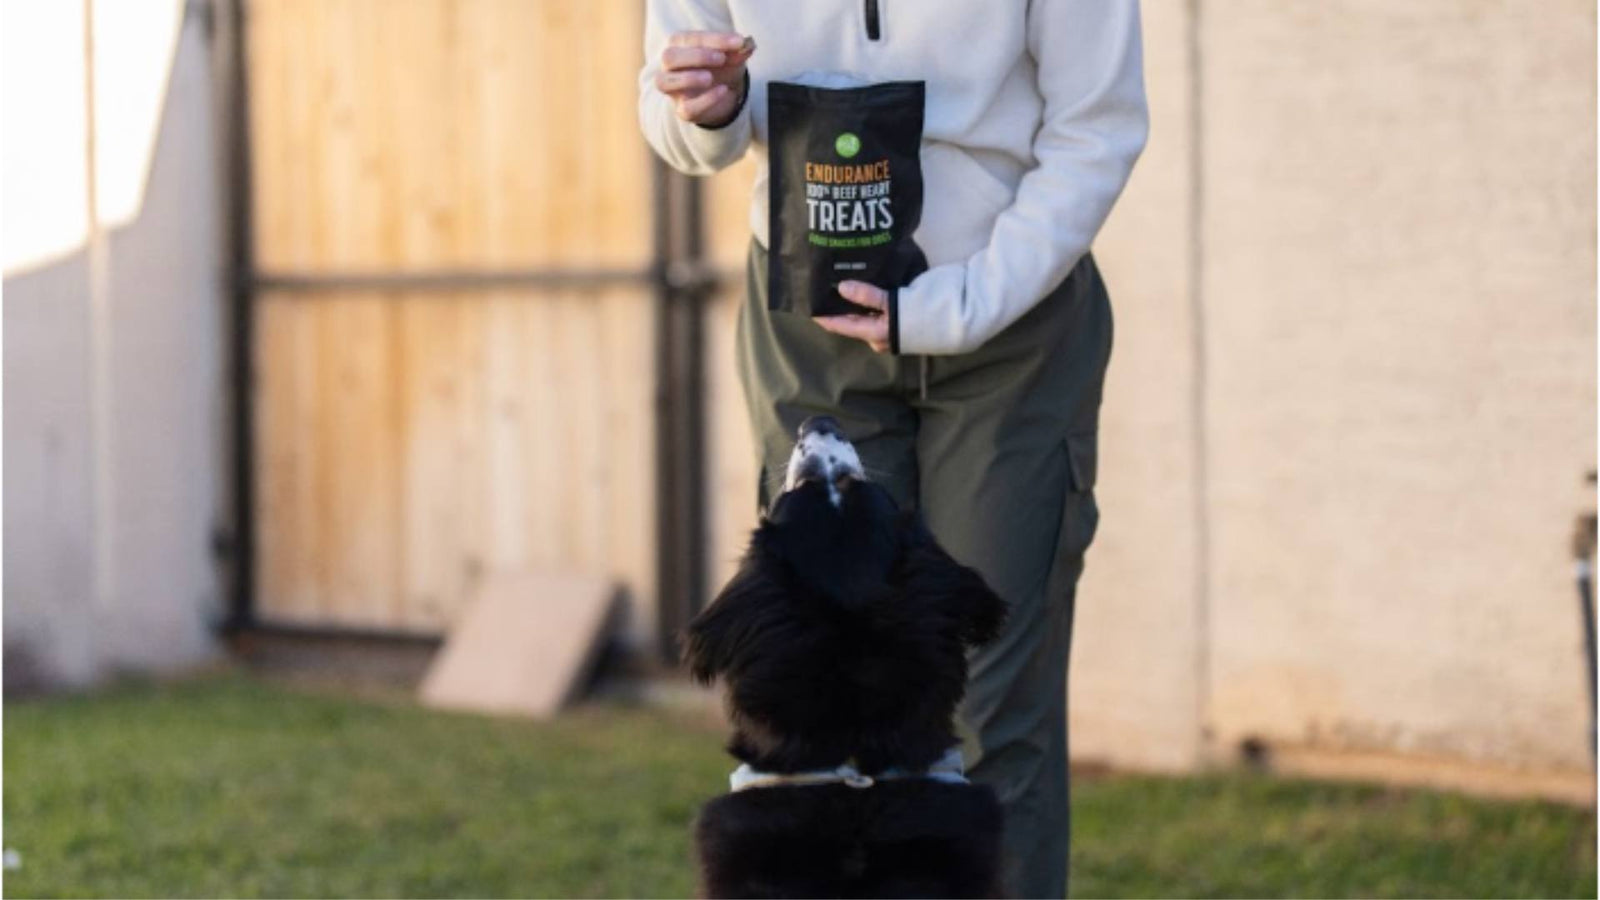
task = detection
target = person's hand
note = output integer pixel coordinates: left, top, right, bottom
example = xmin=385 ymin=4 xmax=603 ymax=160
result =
xmin=814 ymin=281 xmax=890 ymax=353
xmin=655 ymin=32 xmax=754 ymax=127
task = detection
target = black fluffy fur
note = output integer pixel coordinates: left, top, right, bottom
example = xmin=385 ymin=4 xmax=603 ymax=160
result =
xmin=685 ymin=478 xmax=1009 ymax=899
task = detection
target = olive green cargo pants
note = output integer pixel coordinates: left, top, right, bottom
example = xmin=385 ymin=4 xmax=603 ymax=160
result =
xmin=736 ymin=241 xmax=1111 ymax=899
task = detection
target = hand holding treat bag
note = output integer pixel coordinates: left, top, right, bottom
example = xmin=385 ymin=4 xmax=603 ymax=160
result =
xmin=767 ymin=81 xmax=929 ymax=319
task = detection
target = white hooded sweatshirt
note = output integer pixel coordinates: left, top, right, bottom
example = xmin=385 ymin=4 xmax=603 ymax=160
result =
xmin=639 ymin=0 xmax=1148 ymax=356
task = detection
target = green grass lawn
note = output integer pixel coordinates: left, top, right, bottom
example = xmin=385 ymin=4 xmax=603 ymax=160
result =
xmin=3 ymin=673 xmax=1594 ymax=898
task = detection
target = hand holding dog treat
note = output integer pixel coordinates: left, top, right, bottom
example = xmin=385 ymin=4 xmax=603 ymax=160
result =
xmin=654 ymin=32 xmax=755 ymax=127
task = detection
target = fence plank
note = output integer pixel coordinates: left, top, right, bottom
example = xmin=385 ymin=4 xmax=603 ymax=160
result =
xmin=396 ymin=295 xmax=487 ymax=630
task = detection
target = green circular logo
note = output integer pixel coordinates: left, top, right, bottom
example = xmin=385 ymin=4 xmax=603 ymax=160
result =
xmin=835 ymin=132 xmax=861 ymax=158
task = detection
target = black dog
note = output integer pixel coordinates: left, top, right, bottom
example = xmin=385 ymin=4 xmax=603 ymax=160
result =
xmin=685 ymin=416 xmax=1008 ymax=898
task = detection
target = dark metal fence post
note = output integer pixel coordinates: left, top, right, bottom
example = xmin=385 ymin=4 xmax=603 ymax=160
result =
xmin=217 ymin=0 xmax=256 ymax=633
xmin=652 ymin=158 xmax=712 ymax=663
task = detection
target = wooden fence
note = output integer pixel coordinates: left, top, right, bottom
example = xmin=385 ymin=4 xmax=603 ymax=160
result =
xmin=245 ymin=0 xmax=763 ymax=640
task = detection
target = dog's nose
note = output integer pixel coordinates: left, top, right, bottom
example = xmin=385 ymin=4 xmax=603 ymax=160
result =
xmin=797 ymin=415 xmax=844 ymax=441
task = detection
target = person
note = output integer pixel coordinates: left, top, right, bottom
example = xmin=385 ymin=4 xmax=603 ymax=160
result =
xmin=639 ymin=3 xmax=1147 ymax=895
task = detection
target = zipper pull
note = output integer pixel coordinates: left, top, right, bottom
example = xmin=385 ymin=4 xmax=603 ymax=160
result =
xmin=864 ymin=0 xmax=881 ymax=40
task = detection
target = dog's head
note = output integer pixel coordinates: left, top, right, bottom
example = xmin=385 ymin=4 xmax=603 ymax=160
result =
xmin=760 ymin=416 xmax=903 ymax=605
xmin=683 ymin=417 xmax=1006 ymax=771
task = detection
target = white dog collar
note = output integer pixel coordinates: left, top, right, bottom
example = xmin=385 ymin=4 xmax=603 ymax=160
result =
xmin=728 ymin=746 xmax=967 ymax=792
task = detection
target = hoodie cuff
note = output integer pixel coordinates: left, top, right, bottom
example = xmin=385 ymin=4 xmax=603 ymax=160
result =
xmin=695 ymin=70 xmax=751 ymax=132
xmin=887 ymin=287 xmax=902 ymax=355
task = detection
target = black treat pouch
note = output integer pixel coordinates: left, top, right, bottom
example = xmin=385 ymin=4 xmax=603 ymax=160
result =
xmin=767 ymin=81 xmax=928 ymax=317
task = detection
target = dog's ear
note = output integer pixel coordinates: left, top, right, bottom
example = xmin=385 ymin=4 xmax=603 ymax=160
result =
xmin=899 ymin=515 xmax=1008 ymax=647
xmin=681 ymin=544 xmax=790 ymax=684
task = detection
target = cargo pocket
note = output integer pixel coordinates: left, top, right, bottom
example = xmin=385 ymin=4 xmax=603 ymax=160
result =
xmin=1059 ymin=431 xmax=1101 ymax=557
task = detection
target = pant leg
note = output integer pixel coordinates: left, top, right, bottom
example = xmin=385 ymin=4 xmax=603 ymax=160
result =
xmin=735 ymin=240 xmax=920 ymax=512
xmin=914 ymin=254 xmax=1113 ymax=898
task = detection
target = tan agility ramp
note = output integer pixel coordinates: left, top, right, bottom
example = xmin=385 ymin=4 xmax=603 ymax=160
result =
xmin=420 ymin=571 xmax=620 ymax=719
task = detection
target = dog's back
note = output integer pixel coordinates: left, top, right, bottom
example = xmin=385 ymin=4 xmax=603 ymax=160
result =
xmin=696 ymin=780 xmax=1003 ymax=899
xmin=687 ymin=423 xmax=1009 ymax=898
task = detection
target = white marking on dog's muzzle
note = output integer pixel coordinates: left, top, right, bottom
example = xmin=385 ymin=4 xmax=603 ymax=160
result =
xmin=784 ymin=431 xmax=865 ymax=505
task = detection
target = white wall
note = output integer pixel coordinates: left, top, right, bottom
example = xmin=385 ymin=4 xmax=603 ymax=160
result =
xmin=4 ymin=2 xmax=227 ymax=688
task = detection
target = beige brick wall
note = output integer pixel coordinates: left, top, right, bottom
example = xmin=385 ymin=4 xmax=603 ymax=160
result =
xmin=1070 ymin=0 xmax=1207 ymax=773
xmin=1079 ymin=0 xmax=1596 ymax=789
